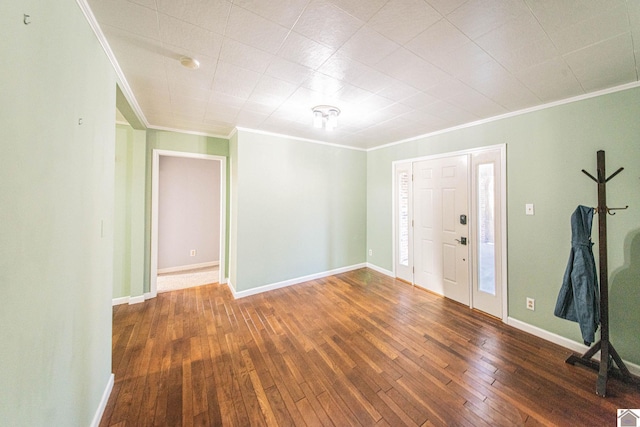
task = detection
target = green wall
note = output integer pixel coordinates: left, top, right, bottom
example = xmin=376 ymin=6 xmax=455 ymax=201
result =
xmin=229 ymin=131 xmax=239 ymax=288
xmin=0 ymin=1 xmax=116 ymax=425
xmin=114 ymin=124 xmax=146 ymax=299
xmin=367 ymin=87 xmax=640 ymax=365
xmin=230 ymin=130 xmax=367 ymax=292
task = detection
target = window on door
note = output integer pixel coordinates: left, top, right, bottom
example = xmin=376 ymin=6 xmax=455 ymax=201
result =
xmin=477 ymin=163 xmax=496 ymax=296
xmin=398 ymin=171 xmax=411 ymax=267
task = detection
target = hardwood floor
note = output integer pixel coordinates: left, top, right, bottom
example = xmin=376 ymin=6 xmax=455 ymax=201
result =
xmin=100 ymin=268 xmax=639 ymax=426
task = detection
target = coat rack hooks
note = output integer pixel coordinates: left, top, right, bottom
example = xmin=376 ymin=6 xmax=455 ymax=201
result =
xmin=567 ymin=150 xmax=635 ymax=396
xmin=606 ymin=206 xmax=628 ymax=215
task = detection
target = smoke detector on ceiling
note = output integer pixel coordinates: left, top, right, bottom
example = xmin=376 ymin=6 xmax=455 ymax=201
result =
xmin=180 ymin=56 xmax=200 ymax=70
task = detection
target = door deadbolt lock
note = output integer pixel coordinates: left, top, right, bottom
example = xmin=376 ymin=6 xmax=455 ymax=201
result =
xmin=455 ymin=237 xmax=467 ymax=245
xmin=459 ymin=214 xmax=467 ymax=225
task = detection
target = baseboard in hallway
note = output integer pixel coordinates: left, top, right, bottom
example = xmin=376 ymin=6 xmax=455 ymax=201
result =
xmin=157 ymin=266 xmax=219 ymax=293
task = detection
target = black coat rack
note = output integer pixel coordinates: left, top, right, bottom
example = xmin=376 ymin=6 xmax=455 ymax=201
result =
xmin=565 ymin=150 xmax=633 ymax=396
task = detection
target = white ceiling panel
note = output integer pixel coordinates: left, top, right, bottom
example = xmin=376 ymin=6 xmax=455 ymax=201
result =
xmin=293 ymin=0 xmax=364 ymax=49
xmin=336 ymin=26 xmax=400 ymax=66
xmin=425 ymin=0 xmax=468 ymax=16
xmin=515 ymin=57 xmax=583 ymax=102
xmin=158 ymin=14 xmax=224 ymax=59
xmin=326 ymin=0 xmax=388 ymax=21
xmin=129 ymin=0 xmax=156 ymax=9
xmin=474 ymin=13 xmax=556 ymax=72
xmin=211 ymin=62 xmax=261 ymax=98
xmin=377 ymin=48 xmax=449 ymax=91
xmin=426 ymin=41 xmax=495 ymax=78
xmin=277 ymin=32 xmax=336 ymax=69
xmin=401 ymin=91 xmax=440 ymax=110
xmin=367 ymin=0 xmax=442 ymax=45
xmin=90 ymin=0 xmax=160 ymax=40
xmin=156 ymin=0 xmax=231 ymax=34
xmin=225 ymin=6 xmax=289 ymax=54
xmin=219 ymin=39 xmax=274 ymax=74
xmin=233 ymin=0 xmax=311 ymax=27
xmin=563 ymin=33 xmax=637 ymax=92
xmin=265 ymin=58 xmax=315 ymax=86
xmin=446 ymin=0 xmax=530 ymax=40
xmin=236 ymin=109 xmax=270 ymax=128
xmin=547 ymin=5 xmax=629 ymax=55
xmin=525 ymin=0 xmax=625 ymax=33
xmin=446 ymin=89 xmax=507 ymax=118
xmin=88 ymin=0 xmax=640 ymax=148
xmin=376 ymin=80 xmax=420 ymax=102
xmin=406 ymin=19 xmax=470 ymax=62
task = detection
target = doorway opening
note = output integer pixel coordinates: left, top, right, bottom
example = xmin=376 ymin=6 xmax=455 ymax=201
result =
xmin=150 ymin=150 xmax=226 ymax=297
xmin=393 ymin=145 xmax=507 ymax=320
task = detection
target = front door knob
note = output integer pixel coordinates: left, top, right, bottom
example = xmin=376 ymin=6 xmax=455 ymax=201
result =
xmin=455 ymin=237 xmax=467 ymax=245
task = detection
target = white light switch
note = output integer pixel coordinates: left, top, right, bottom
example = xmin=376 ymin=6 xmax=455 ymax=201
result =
xmin=525 ymin=203 xmax=535 ymax=215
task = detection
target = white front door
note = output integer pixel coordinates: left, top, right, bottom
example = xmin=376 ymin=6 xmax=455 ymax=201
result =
xmin=413 ymin=155 xmax=469 ymax=305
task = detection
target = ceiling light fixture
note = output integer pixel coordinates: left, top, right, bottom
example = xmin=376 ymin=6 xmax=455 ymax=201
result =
xmin=311 ymin=105 xmax=340 ymax=131
xmin=180 ymin=56 xmax=200 ymax=70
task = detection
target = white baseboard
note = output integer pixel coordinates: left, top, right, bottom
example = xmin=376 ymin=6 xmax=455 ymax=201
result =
xmin=90 ymin=373 xmax=114 ymax=427
xmin=111 ymin=296 xmax=130 ymax=306
xmin=229 ymin=263 xmax=367 ymax=299
xmin=507 ymin=317 xmax=640 ymax=377
xmin=226 ymin=279 xmax=235 ymax=294
xmin=366 ymin=263 xmax=394 ymax=277
xmin=157 ymin=261 xmax=219 ymax=274
xmin=112 ymin=293 xmax=149 ymax=306
xmin=128 ymin=295 xmax=145 ymax=305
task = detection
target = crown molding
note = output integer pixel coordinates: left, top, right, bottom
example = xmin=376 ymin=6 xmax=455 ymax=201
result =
xmin=75 ymin=0 xmax=149 ymax=128
xmin=147 ymin=124 xmax=230 ymax=139
xmin=235 ymin=127 xmax=366 ymax=152
xmin=369 ymin=80 xmax=640 ymax=152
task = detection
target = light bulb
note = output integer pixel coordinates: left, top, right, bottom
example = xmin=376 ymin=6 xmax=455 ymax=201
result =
xmin=327 ymin=109 xmax=338 ymax=130
xmin=313 ymin=110 xmax=323 ymax=128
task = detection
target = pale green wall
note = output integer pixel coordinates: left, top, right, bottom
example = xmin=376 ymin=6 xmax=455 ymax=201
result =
xmin=230 ymin=130 xmax=367 ymax=292
xmin=229 ymin=132 xmax=239 ymax=288
xmin=0 ymin=1 xmax=115 ymax=425
xmin=114 ymin=124 xmax=146 ymax=299
xmin=367 ymin=87 xmax=640 ymax=364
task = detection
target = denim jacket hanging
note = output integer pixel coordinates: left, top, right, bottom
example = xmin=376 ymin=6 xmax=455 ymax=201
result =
xmin=554 ymin=205 xmax=600 ymax=345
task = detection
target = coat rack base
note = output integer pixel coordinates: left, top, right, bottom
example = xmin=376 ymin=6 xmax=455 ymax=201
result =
xmin=565 ymin=339 xmax=636 ymax=396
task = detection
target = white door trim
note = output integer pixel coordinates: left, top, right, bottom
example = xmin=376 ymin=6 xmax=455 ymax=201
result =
xmin=149 ymin=149 xmax=227 ymax=298
xmin=391 ymin=144 xmax=508 ymax=321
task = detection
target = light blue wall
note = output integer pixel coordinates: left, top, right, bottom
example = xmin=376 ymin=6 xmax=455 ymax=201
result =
xmin=366 ymin=87 xmax=640 ymax=364
xmin=230 ymin=130 xmax=367 ymax=292
xmin=0 ymin=1 xmax=116 ymax=425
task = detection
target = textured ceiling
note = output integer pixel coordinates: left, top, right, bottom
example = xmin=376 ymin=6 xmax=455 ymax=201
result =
xmin=87 ymin=0 xmax=640 ymax=149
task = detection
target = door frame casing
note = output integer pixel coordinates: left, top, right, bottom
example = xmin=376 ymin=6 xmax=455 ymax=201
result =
xmin=391 ymin=144 xmax=508 ymax=321
xmin=149 ymin=149 xmax=227 ymax=298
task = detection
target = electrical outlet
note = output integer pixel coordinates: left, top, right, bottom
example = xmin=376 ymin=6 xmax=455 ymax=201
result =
xmin=368 ymin=249 xmax=373 ymax=256
xmin=190 ymin=249 xmax=196 ymax=257
xmin=526 ymin=297 xmax=535 ymax=311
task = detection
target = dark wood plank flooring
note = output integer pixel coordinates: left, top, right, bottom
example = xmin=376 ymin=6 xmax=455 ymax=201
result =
xmin=100 ymin=268 xmax=640 ymax=426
